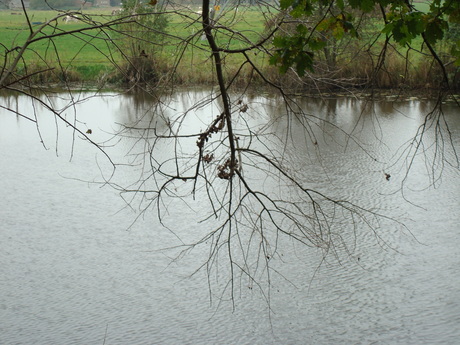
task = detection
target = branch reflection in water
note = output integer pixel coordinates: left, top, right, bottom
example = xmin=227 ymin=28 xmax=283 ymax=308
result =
xmin=0 ymin=89 xmax=458 ymax=344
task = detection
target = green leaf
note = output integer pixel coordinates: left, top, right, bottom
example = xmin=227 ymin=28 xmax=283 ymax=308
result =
xmin=336 ymin=0 xmax=344 ymax=11
xmin=349 ymin=0 xmax=375 ymax=12
xmin=296 ymin=24 xmax=308 ymax=35
xmin=406 ymin=13 xmax=425 ymax=36
xmin=425 ymin=19 xmax=446 ymax=44
xmin=308 ymin=38 xmax=327 ymax=50
xmin=382 ymin=22 xmax=394 ymax=35
xmin=295 ymin=51 xmax=314 ymax=76
xmin=279 ymin=0 xmax=294 ymax=10
xmin=303 ymin=0 xmax=314 ymax=16
xmin=392 ymin=21 xmax=410 ymax=44
xmin=272 ymin=36 xmax=285 ymax=48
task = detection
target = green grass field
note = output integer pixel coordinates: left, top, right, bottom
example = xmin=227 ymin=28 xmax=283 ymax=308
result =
xmin=0 ymin=7 xmax=270 ymax=82
xmin=0 ymin=9 xmax=120 ymax=80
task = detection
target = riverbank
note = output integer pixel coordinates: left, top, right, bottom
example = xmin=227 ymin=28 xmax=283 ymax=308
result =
xmin=1 ymin=8 xmax=459 ymax=93
xmin=13 ymin=58 xmax=459 ymax=96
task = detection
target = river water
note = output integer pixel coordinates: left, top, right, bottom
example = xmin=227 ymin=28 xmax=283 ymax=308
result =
xmin=0 ymin=90 xmax=459 ymax=344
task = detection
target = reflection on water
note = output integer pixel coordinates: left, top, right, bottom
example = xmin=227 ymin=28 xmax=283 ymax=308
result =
xmin=0 ymin=90 xmax=459 ymax=345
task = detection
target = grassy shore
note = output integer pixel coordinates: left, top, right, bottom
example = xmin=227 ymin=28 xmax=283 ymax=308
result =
xmin=0 ymin=7 xmax=458 ymax=91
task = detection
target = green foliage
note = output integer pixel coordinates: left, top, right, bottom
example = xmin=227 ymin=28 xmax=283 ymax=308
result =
xmin=271 ymin=1 xmax=360 ymax=75
xmin=269 ymin=27 xmax=316 ymax=76
xmin=348 ymin=0 xmax=376 ymax=12
xmin=270 ymin=0 xmax=460 ymax=76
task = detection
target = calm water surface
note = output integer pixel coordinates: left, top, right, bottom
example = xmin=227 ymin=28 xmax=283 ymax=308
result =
xmin=0 ymin=90 xmax=459 ymax=344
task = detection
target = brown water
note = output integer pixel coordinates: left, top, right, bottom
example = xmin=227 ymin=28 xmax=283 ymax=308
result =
xmin=0 ymin=90 xmax=459 ymax=344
